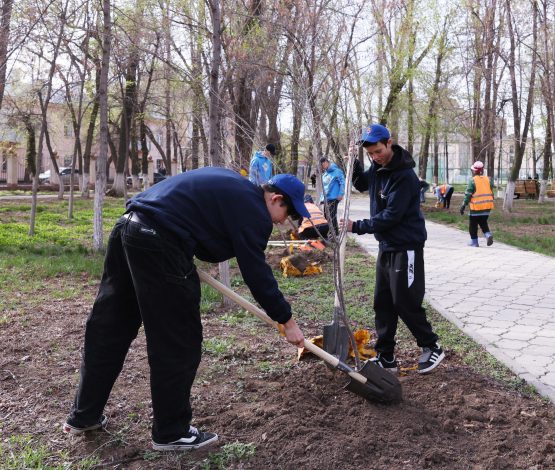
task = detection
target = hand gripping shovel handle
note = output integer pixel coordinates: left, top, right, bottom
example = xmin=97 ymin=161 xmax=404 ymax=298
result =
xmin=197 ymin=269 xmax=369 ymax=386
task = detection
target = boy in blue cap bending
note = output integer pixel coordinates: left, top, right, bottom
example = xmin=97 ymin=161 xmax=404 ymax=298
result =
xmin=64 ymin=168 xmax=307 ymax=451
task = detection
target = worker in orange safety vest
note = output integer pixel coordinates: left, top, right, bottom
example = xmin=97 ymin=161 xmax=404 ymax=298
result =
xmin=460 ymin=161 xmax=494 ymax=247
xmin=297 ymin=195 xmax=329 ymax=240
xmin=435 ymin=183 xmax=454 ymax=209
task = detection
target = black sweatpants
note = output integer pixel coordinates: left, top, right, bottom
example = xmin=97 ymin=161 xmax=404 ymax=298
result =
xmin=468 ymin=215 xmax=490 ymax=239
xmin=69 ymin=213 xmax=202 ymax=443
xmin=443 ymin=187 xmax=454 ymax=208
xmin=299 ymin=224 xmax=329 ymax=240
xmin=373 ymin=248 xmax=438 ymax=355
xmin=323 ymin=199 xmax=339 ymax=237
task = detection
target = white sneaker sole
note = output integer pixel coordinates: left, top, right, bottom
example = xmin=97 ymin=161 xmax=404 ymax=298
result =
xmin=63 ymin=416 xmax=108 ymax=435
xmin=418 ymin=351 xmax=445 ymax=374
xmin=152 ymin=434 xmax=218 ymax=451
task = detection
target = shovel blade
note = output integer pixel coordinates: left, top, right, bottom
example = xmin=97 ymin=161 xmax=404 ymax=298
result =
xmin=323 ymin=322 xmax=350 ymax=362
xmin=346 ymin=360 xmax=402 ymax=403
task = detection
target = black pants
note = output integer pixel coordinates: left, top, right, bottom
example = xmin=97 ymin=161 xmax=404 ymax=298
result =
xmin=69 ymin=213 xmax=202 ymax=443
xmin=468 ymin=215 xmax=490 ymax=239
xmin=443 ymin=187 xmax=454 ymax=208
xmin=323 ymin=199 xmax=339 ymax=237
xmin=373 ymin=248 xmax=437 ymax=355
xmin=299 ymin=224 xmax=329 ymax=240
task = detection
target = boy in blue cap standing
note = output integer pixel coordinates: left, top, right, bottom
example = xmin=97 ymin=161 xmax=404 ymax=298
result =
xmin=64 ymin=168 xmax=307 ymax=451
xmin=341 ymin=124 xmax=444 ymax=375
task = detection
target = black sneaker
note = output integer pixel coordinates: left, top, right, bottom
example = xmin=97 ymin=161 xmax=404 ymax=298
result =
xmin=486 ymin=233 xmax=494 ymax=246
xmin=369 ymin=353 xmax=398 ymax=374
xmin=63 ymin=415 xmax=108 ymax=435
xmin=152 ymin=425 xmax=218 ymax=451
xmin=418 ymin=345 xmax=445 ymax=374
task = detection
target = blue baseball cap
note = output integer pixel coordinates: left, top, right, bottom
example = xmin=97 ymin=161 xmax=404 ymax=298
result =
xmin=268 ymin=174 xmax=311 ymax=219
xmin=358 ymin=124 xmax=391 ymax=145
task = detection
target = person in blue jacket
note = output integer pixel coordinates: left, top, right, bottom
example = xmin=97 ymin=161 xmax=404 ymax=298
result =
xmin=319 ymin=156 xmax=345 ymax=237
xmin=64 ymin=168 xmax=307 ymax=452
xmin=341 ymin=124 xmax=444 ymax=375
xmin=249 ymin=143 xmax=275 ymax=185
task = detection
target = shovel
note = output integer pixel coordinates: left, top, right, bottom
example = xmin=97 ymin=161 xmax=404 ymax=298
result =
xmin=198 ymin=269 xmax=402 ymax=403
xmin=323 ymin=248 xmax=350 ymax=362
xmin=323 ymin=150 xmax=354 ymax=363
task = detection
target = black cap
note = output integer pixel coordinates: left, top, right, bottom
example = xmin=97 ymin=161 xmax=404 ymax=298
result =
xmin=265 ymin=144 xmax=276 ymax=155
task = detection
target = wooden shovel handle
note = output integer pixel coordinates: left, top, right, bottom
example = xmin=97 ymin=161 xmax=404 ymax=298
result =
xmin=197 ymin=269 xmax=369 ymax=385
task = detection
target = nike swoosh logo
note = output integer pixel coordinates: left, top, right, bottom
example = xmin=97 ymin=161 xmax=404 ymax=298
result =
xmin=395 ymin=269 xmax=403 ymax=272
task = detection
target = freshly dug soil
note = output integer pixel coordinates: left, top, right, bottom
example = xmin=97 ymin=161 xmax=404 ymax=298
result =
xmin=1 ymin=257 xmax=554 ymax=469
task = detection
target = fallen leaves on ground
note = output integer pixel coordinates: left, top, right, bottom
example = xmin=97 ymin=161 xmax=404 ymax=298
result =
xmin=297 ymin=329 xmax=376 ymax=361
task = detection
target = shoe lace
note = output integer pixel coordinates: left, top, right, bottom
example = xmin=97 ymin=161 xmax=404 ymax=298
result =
xmin=188 ymin=425 xmax=199 ymax=436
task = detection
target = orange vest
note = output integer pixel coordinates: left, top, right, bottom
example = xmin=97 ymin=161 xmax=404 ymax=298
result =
xmin=470 ymin=176 xmax=494 ymax=211
xmin=299 ymin=202 xmax=327 ymax=233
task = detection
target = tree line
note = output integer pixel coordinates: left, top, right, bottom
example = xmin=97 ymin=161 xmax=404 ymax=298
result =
xmin=0 ymin=0 xmax=554 ymax=243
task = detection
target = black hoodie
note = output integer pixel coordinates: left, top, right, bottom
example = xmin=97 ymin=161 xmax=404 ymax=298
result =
xmin=126 ymin=167 xmax=292 ymax=324
xmin=351 ymin=144 xmax=427 ymax=251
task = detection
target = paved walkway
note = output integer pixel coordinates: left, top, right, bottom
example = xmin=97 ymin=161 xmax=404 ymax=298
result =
xmin=348 ymin=198 xmax=555 ymax=403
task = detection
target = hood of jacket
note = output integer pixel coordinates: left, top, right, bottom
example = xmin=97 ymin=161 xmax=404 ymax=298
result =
xmin=374 ymin=144 xmax=416 ymax=172
xmin=325 ymin=162 xmax=342 ymax=174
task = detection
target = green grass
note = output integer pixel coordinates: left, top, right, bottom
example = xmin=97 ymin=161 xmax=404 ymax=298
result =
xmin=199 ymin=441 xmax=256 ymax=470
xmin=422 ymin=194 xmax=555 ymax=256
xmin=0 ymin=198 xmax=125 ymax=311
xmin=0 ymin=434 xmax=100 ymax=470
xmin=203 ymin=337 xmax=236 ymax=355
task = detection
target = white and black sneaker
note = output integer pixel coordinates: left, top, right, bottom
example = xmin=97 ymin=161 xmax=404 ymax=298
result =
xmin=369 ymin=353 xmax=398 ymax=374
xmin=63 ymin=415 xmax=108 ymax=435
xmin=152 ymin=425 xmax=218 ymax=451
xmin=418 ymin=345 xmax=445 ymax=374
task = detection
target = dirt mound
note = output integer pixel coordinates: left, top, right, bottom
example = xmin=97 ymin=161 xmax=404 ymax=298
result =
xmin=201 ymin=358 xmax=555 ymax=469
xmin=1 ymin=270 xmax=554 ymax=469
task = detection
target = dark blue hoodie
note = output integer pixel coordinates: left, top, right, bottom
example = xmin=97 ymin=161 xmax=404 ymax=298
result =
xmin=351 ymin=144 xmax=427 ymax=251
xmin=126 ymin=167 xmax=291 ymax=323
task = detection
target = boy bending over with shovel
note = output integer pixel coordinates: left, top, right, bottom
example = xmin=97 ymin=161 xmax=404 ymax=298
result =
xmin=64 ymin=167 xmax=307 ymax=451
xmin=341 ymin=124 xmax=445 ymax=375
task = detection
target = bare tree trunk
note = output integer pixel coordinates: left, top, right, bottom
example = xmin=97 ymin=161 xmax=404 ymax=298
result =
xmin=82 ymin=61 xmax=100 ymax=198
xmin=108 ymin=54 xmax=137 ymax=196
xmin=503 ymin=0 xmax=537 ymax=212
xmin=433 ymin=130 xmax=439 ymax=185
xmin=93 ymin=0 xmax=112 ymax=251
xmin=290 ymin=99 xmax=302 ymax=176
xmin=539 ymin=107 xmax=551 ymax=203
xmin=232 ymin=74 xmax=257 ymax=167
xmin=0 ymin=0 xmax=13 ymax=111
xmin=539 ymin=0 xmax=554 ymax=203
xmin=208 ymin=0 xmax=223 ymax=166
xmin=190 ymin=32 xmax=203 ymax=170
xmin=39 ymin=99 xmax=64 ymax=199
xmin=191 ymin=116 xmax=199 ymax=170
xmin=30 ymin=0 xmax=68 ymax=235
xmin=164 ymin=19 xmax=172 ymax=174
xmin=407 ymin=68 xmax=414 ymax=155
xmin=137 ymin=40 xmax=158 ymax=187
xmin=419 ymin=24 xmax=446 ymax=180
xmin=444 ymin=135 xmax=449 ymax=183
